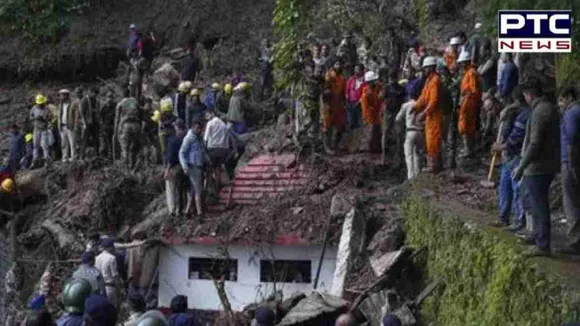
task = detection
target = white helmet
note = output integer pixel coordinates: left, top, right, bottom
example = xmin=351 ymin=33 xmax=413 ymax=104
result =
xmin=450 ymin=37 xmax=461 ymax=45
xmin=364 ymin=71 xmax=379 ymax=82
xmin=422 ymin=56 xmax=437 ymax=68
xmin=474 ymin=22 xmax=482 ymax=30
xmin=456 ymin=50 xmax=471 ymax=63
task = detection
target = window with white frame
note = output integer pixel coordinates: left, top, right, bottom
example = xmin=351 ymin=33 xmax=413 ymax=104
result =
xmin=188 ymin=258 xmax=238 ymax=281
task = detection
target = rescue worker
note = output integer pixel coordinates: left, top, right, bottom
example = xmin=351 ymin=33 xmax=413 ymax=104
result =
xmin=204 ymin=83 xmax=220 ymax=111
xmin=82 ymin=294 xmax=118 ymax=325
xmin=1 ymin=174 xmax=15 ymax=194
xmin=215 ymin=84 xmax=233 ymax=116
xmin=129 ymin=54 xmax=147 ymax=102
xmin=47 ymin=94 xmax=61 ymax=162
xmin=136 ymin=310 xmax=169 ymax=326
xmin=227 ymin=82 xmax=252 ymax=135
xmin=80 ymin=87 xmax=100 ymax=159
xmin=8 ymin=124 xmax=25 ymax=172
xmin=382 ymin=69 xmax=407 ymax=165
xmin=252 ymin=307 xmax=276 ymax=326
xmin=512 ymin=79 xmax=560 ymax=257
xmin=124 ymin=294 xmax=146 ymax=326
xmin=322 ymin=60 xmax=347 ymax=154
xmin=72 ymin=251 xmax=106 ymax=296
xmin=345 ymin=63 xmax=365 ymax=130
xmin=168 ymin=295 xmax=198 ymax=325
xmin=335 ymin=313 xmax=358 ymax=326
xmin=159 ymin=99 xmax=176 ymax=158
xmin=29 ymin=94 xmax=52 ymax=167
xmin=556 ymin=87 xmax=580 ymax=254
xmin=99 ymin=91 xmax=117 ymax=159
xmin=414 ymin=56 xmax=443 ymax=172
xmin=179 ymin=118 xmax=207 ymax=220
xmin=361 ymin=71 xmax=382 ymax=153
xmin=165 ymin=119 xmax=186 ymax=217
xmin=259 ymin=38 xmax=274 ymax=100
xmin=185 ymin=88 xmax=207 ymax=130
xmin=57 ymin=278 xmax=92 ymax=326
xmin=57 ymin=89 xmax=78 ymax=162
xmin=21 ymin=132 xmax=34 ymax=169
xmin=301 ymin=61 xmax=324 ymax=136
xmin=174 ymin=82 xmax=191 ymax=121
xmin=396 ymin=86 xmax=424 ymax=179
xmin=456 ymin=50 xmax=481 ymax=159
xmin=445 ymin=37 xmax=461 ymax=75
xmin=180 ymin=40 xmax=200 ymax=83
xmin=204 ymin=110 xmax=231 ymax=168
xmin=114 ymin=88 xmax=143 ymax=168
xmin=127 ymin=24 xmax=142 ymax=59
xmin=95 ymin=238 xmax=121 ymax=307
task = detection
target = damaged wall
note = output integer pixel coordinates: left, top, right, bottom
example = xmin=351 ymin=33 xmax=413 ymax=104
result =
xmin=404 ymin=196 xmax=580 ymax=325
xmin=158 ymin=243 xmax=338 ymax=311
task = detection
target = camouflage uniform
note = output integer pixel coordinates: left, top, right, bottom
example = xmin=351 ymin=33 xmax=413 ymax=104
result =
xmin=115 ymin=97 xmax=143 ymax=167
xmin=99 ymin=96 xmax=117 ymax=159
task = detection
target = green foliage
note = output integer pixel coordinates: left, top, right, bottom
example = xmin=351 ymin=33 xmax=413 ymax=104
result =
xmin=0 ymin=0 xmax=89 ymax=43
xmin=404 ymin=197 xmax=580 ymax=325
xmin=482 ymin=0 xmax=580 ymax=87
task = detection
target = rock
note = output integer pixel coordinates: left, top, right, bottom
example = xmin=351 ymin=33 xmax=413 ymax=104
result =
xmin=338 ymin=126 xmax=374 ymax=153
xmin=370 ymin=249 xmax=406 ymax=277
xmin=277 ymin=113 xmax=291 ymax=129
xmin=367 ymin=221 xmax=405 ymax=257
xmin=291 ymin=207 xmax=304 ymax=215
xmin=279 ymin=292 xmax=307 ymax=315
xmin=149 ymin=62 xmax=180 ymax=97
xmin=393 ymin=304 xmax=417 ymax=325
xmin=330 ymin=194 xmax=353 ymax=218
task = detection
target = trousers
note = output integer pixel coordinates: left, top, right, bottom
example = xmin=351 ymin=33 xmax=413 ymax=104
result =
xmin=60 ymin=127 xmax=76 ymax=161
xmin=346 ymin=102 xmax=362 ymax=130
xmin=524 ymin=174 xmax=554 ymax=251
xmin=498 ymin=158 xmax=524 ymax=225
xmin=562 ymin=164 xmax=580 ymax=248
xmin=119 ymin=122 xmax=141 ymax=167
xmin=33 ymin=128 xmax=50 ymax=160
xmin=404 ymin=130 xmax=424 ymax=179
xmin=166 ymin=165 xmax=186 ymax=215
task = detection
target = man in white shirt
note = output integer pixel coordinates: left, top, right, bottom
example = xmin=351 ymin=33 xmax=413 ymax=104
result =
xmin=95 ymin=237 xmax=120 ymax=307
xmin=396 ymin=96 xmax=425 ymax=180
xmin=57 ymin=89 xmax=77 ymax=162
xmin=204 ymin=110 xmax=233 ymax=167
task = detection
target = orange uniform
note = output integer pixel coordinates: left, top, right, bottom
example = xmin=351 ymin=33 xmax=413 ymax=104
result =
xmin=415 ymin=72 xmax=443 ymax=159
xmin=458 ymin=64 xmax=481 ymax=137
xmin=322 ymin=69 xmax=347 ymax=132
xmin=444 ymin=47 xmax=457 ymax=72
xmin=361 ymin=84 xmax=382 ymax=126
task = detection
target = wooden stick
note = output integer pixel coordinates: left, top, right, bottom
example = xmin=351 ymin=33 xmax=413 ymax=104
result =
xmin=486 ymin=121 xmax=504 ymax=182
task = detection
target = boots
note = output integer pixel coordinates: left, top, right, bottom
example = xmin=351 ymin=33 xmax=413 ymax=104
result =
xmin=459 ymin=135 xmax=473 ymax=158
xmin=322 ymin=132 xmax=335 ymax=155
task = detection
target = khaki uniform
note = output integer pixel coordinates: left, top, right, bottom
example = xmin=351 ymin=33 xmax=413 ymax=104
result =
xmin=58 ymin=100 xmax=79 ymax=161
xmin=29 ymin=105 xmax=52 ymax=161
xmin=115 ymin=97 xmax=142 ymax=167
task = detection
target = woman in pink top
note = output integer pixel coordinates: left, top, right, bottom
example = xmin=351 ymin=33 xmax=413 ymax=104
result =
xmin=344 ymin=63 xmax=365 ymax=129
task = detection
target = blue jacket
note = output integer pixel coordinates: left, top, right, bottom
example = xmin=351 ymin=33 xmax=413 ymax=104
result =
xmin=165 ymin=134 xmax=184 ymax=167
xmin=499 ymin=61 xmax=519 ymax=99
xmin=179 ymin=130 xmax=207 ymax=169
xmin=185 ymin=102 xmax=207 ymax=130
xmin=561 ymin=102 xmax=580 ymax=164
xmin=203 ymin=89 xmax=218 ymax=110
xmin=8 ymin=132 xmax=25 ymax=171
xmin=57 ymin=313 xmax=83 ymax=326
xmin=505 ymin=106 xmax=531 ymax=159
xmin=169 ymin=313 xmax=198 ymax=326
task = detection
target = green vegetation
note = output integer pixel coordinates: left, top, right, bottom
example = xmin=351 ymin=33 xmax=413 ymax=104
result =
xmin=482 ymin=0 xmax=580 ymax=87
xmin=404 ymin=197 xmax=580 ymax=325
xmin=0 ymin=0 xmax=89 ymax=43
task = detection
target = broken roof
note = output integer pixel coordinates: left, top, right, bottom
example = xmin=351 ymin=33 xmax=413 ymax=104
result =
xmin=161 ymin=154 xmax=344 ymax=247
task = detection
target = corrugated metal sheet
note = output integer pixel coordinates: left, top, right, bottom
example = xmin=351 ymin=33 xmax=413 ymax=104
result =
xmin=208 ymin=154 xmax=309 ymax=212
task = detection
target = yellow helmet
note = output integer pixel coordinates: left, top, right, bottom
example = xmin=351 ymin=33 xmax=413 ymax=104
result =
xmin=35 ymin=94 xmax=47 ymax=105
xmin=151 ymin=110 xmax=161 ymax=123
xmin=160 ymin=99 xmax=172 ymax=113
xmin=190 ymin=88 xmax=201 ymax=97
xmin=224 ymin=84 xmax=233 ymax=95
xmin=178 ymin=82 xmax=191 ymax=93
xmin=25 ymin=133 xmax=33 ymax=143
xmin=236 ymin=82 xmax=251 ymax=91
xmin=1 ymin=178 xmax=14 ymax=193
xmin=212 ymin=83 xmax=220 ymax=90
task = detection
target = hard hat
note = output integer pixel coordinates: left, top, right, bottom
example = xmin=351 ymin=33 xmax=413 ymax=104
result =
xmin=422 ymin=56 xmax=437 ymax=68
xmin=62 ymin=279 xmax=92 ymax=314
xmin=25 ymin=133 xmax=33 ymax=143
xmin=474 ymin=22 xmax=482 ymax=30
xmin=35 ymin=94 xmax=47 ymax=105
xmin=183 ymin=81 xmax=192 ymax=89
xmin=450 ymin=37 xmax=461 ymax=46
xmin=190 ymin=88 xmax=201 ymax=97
xmin=58 ymin=89 xmax=70 ymax=95
xmin=1 ymin=178 xmax=14 ymax=193
xmin=364 ymin=71 xmax=379 ymax=82
xmin=398 ymin=79 xmax=409 ymax=86
xmin=151 ymin=110 xmax=161 ymax=123
xmin=224 ymin=83 xmax=233 ymax=95
xmin=178 ymin=82 xmax=191 ymax=93
xmin=212 ymin=83 xmax=220 ymax=90
xmin=130 ymin=23 xmax=137 ymax=30
xmin=160 ymin=99 xmax=172 ymax=112
xmin=456 ymin=50 xmax=471 ymax=63
xmin=236 ymin=82 xmax=251 ymax=91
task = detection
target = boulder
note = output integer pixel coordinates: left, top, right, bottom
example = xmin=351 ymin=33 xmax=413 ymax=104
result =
xmin=367 ymin=221 xmax=405 ymax=257
xmin=330 ymin=194 xmax=353 ymax=218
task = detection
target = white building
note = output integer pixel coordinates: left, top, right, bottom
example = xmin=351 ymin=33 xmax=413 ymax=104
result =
xmin=158 ymin=237 xmax=338 ymax=311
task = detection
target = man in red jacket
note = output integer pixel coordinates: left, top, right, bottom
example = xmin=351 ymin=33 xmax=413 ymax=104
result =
xmin=345 ymin=63 xmax=365 ymax=130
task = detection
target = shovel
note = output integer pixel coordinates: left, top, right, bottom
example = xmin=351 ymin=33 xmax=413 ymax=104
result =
xmin=480 ymin=121 xmax=503 ymax=188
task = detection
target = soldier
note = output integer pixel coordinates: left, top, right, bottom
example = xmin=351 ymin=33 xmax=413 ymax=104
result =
xmin=71 ymin=251 xmax=106 ymax=296
xmin=80 ymin=87 xmax=100 ymax=159
xmin=114 ymin=88 xmax=143 ymax=168
xmin=56 ymin=278 xmax=92 ymax=326
xmin=129 ymin=54 xmax=148 ymax=103
xmin=99 ymin=91 xmax=117 ymax=159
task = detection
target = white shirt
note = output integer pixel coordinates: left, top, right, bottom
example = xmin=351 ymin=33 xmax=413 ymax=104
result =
xmin=396 ymin=100 xmax=424 ymax=130
xmin=61 ymin=103 xmax=70 ymax=125
xmin=204 ymin=117 xmax=229 ymax=149
xmin=95 ymin=250 xmax=119 ymax=285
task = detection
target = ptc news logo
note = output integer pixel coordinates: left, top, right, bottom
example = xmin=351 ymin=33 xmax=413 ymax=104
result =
xmin=498 ymin=10 xmax=573 ymax=53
